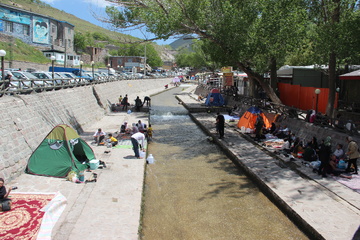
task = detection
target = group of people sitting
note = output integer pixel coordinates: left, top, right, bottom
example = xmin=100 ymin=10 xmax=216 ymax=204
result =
xmin=275 ymin=132 xmax=359 ymax=178
xmin=93 ymin=120 xmax=153 ymax=147
xmin=256 ymin=120 xmax=360 ymax=179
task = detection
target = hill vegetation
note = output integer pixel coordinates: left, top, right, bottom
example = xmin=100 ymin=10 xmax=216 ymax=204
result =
xmin=1 ymin=0 xmax=171 ymax=66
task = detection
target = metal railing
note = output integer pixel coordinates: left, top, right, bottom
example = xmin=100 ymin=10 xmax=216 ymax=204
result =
xmin=0 ymin=75 xmax=172 ymax=96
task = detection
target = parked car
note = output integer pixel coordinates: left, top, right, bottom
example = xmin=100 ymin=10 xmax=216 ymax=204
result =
xmin=32 ymin=72 xmax=60 ymax=87
xmin=10 ymin=71 xmax=46 ymax=90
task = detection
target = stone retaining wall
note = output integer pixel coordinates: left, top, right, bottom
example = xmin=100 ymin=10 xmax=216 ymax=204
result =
xmin=0 ymin=78 xmax=171 ymax=181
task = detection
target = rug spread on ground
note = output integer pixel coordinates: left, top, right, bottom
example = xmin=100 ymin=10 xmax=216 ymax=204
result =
xmin=334 ymin=174 xmax=360 ymax=194
xmin=0 ymin=192 xmax=66 ymax=240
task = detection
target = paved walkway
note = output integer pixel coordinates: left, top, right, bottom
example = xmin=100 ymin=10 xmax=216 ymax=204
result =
xmin=8 ymin=84 xmax=360 ymax=240
xmin=177 ymin=85 xmax=360 ymax=240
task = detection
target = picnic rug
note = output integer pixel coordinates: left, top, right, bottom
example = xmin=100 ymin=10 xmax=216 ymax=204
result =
xmin=334 ymin=174 xmax=360 ymax=194
xmin=0 ymin=192 xmax=67 ymax=240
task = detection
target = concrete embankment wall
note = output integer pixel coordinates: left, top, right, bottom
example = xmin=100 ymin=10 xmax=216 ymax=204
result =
xmin=0 ymin=78 xmax=171 ymax=181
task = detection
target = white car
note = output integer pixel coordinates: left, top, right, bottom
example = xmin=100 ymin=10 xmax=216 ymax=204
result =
xmin=10 ymin=71 xmax=46 ymax=90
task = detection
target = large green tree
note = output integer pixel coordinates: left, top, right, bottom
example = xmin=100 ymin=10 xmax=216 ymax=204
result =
xmin=307 ymin=0 xmax=360 ymax=116
xmin=105 ymin=0 xmax=307 ymax=104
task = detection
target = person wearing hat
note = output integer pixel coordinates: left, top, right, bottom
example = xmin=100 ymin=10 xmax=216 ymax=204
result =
xmin=345 ymin=136 xmax=360 ymax=174
xmin=317 ymin=136 xmax=332 ymax=177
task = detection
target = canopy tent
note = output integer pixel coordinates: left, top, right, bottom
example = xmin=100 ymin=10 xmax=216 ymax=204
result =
xmin=205 ymin=88 xmax=225 ymax=107
xmin=237 ymin=106 xmax=271 ymax=132
xmin=26 ymin=124 xmax=95 ymax=178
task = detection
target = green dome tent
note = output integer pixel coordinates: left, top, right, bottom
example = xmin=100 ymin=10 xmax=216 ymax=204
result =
xmin=26 ymin=124 xmax=95 ymax=178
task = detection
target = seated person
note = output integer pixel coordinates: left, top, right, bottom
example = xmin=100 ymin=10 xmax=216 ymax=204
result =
xmin=302 ymin=143 xmax=317 ymax=162
xmin=137 ymin=120 xmax=146 ymax=133
xmin=291 ymin=140 xmax=304 ymax=158
xmin=120 ymin=121 xmax=128 ymax=133
xmin=131 ymin=123 xmax=139 ymax=134
xmin=93 ymin=128 xmax=106 ymax=145
xmin=275 ymin=125 xmax=290 ymax=139
xmin=0 ymin=178 xmax=13 ymax=211
xmin=281 ymin=138 xmax=291 ymax=154
xmin=328 ymin=154 xmax=351 ymax=179
xmin=333 ymin=144 xmax=344 ymax=159
xmin=107 ymin=134 xmax=118 ymax=146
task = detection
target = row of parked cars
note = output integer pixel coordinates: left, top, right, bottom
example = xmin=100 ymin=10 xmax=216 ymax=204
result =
xmin=0 ymin=69 xmax=175 ymax=93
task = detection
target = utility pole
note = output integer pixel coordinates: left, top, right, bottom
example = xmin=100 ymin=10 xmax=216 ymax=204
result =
xmin=64 ymin=39 xmax=67 ymax=68
xmin=144 ymin=44 xmax=147 ymax=77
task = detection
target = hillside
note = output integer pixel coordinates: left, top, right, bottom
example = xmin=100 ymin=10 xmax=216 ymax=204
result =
xmin=1 ymin=0 xmax=174 ymax=61
xmin=4 ymin=0 xmax=138 ymax=42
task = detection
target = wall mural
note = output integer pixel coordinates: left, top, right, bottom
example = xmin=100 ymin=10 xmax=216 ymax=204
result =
xmin=0 ymin=7 xmax=31 ymax=25
xmin=32 ymin=16 xmax=49 ymax=44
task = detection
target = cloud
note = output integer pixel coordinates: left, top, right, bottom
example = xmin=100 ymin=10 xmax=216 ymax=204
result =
xmin=83 ymin=0 xmax=114 ymax=8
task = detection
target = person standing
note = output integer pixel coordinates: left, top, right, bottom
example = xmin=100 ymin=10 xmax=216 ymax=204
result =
xmin=254 ymin=113 xmax=264 ymax=141
xmin=122 ymin=94 xmax=129 ymax=111
xmin=345 ymin=136 xmax=360 ymax=174
xmin=317 ymin=136 xmax=332 ymax=177
xmin=131 ymin=132 xmax=145 ymax=158
xmin=216 ymin=112 xmax=225 ymax=139
xmin=134 ymin=96 xmax=143 ymax=112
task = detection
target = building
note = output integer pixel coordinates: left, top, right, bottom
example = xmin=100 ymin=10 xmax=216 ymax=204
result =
xmin=109 ymin=56 xmax=151 ymax=73
xmin=0 ymin=3 xmax=79 ymax=66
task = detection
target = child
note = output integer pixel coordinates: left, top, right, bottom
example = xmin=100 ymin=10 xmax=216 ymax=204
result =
xmin=146 ymin=124 xmax=153 ymax=141
xmin=107 ymin=133 xmax=118 ymax=146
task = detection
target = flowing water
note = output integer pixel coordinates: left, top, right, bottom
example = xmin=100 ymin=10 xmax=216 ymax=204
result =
xmin=140 ymin=86 xmax=308 ymax=240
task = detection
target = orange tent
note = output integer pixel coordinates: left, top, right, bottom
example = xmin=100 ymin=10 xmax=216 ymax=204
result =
xmin=237 ymin=107 xmax=271 ymax=132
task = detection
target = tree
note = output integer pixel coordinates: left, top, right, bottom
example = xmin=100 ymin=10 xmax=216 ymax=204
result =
xmin=307 ymin=0 xmax=360 ymax=116
xmin=105 ymin=0 xmax=307 ymax=104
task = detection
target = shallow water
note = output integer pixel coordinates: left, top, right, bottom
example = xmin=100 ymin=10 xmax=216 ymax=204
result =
xmin=140 ymin=86 xmax=308 ymax=240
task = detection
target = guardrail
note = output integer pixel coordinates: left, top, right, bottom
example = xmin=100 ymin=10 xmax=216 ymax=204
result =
xmin=0 ymin=75 xmax=172 ymax=96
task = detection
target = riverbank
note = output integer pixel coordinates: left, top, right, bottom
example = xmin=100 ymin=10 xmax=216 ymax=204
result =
xmin=177 ymin=85 xmax=360 ymax=240
xmin=4 ymin=83 xmax=360 ymax=239
xmin=0 ymin=78 xmax=172 ymax=180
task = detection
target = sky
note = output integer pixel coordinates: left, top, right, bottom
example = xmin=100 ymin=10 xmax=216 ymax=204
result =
xmin=42 ymin=0 xmax=175 ymax=45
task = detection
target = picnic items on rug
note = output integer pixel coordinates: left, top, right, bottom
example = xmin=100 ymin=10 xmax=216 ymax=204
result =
xmin=263 ymin=139 xmax=285 ymax=149
xmin=0 ymin=192 xmax=66 ymax=240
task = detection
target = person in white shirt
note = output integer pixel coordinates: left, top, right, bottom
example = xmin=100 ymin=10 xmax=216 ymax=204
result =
xmin=93 ymin=128 xmax=106 ymax=145
xmin=131 ymin=132 xmax=145 ymax=158
xmin=333 ymin=144 xmax=344 ymax=159
xmin=137 ymin=120 xmax=146 ymax=132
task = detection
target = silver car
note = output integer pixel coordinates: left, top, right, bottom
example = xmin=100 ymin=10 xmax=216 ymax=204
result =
xmin=10 ymin=71 xmax=46 ymax=90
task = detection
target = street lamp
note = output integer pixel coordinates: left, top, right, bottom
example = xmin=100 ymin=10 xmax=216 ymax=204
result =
xmin=107 ymin=63 xmax=111 ymax=76
xmin=315 ymin=88 xmax=321 ymax=113
xmin=0 ymin=49 xmax=6 ymax=80
xmin=80 ymin=61 xmax=83 ymax=77
xmin=91 ymin=61 xmax=95 ymax=80
xmin=50 ymin=55 xmax=56 ymax=79
xmin=335 ymin=87 xmax=340 ymax=110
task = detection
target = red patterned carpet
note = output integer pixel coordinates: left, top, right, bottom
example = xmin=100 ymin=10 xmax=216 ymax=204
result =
xmin=0 ymin=193 xmax=55 ymax=240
